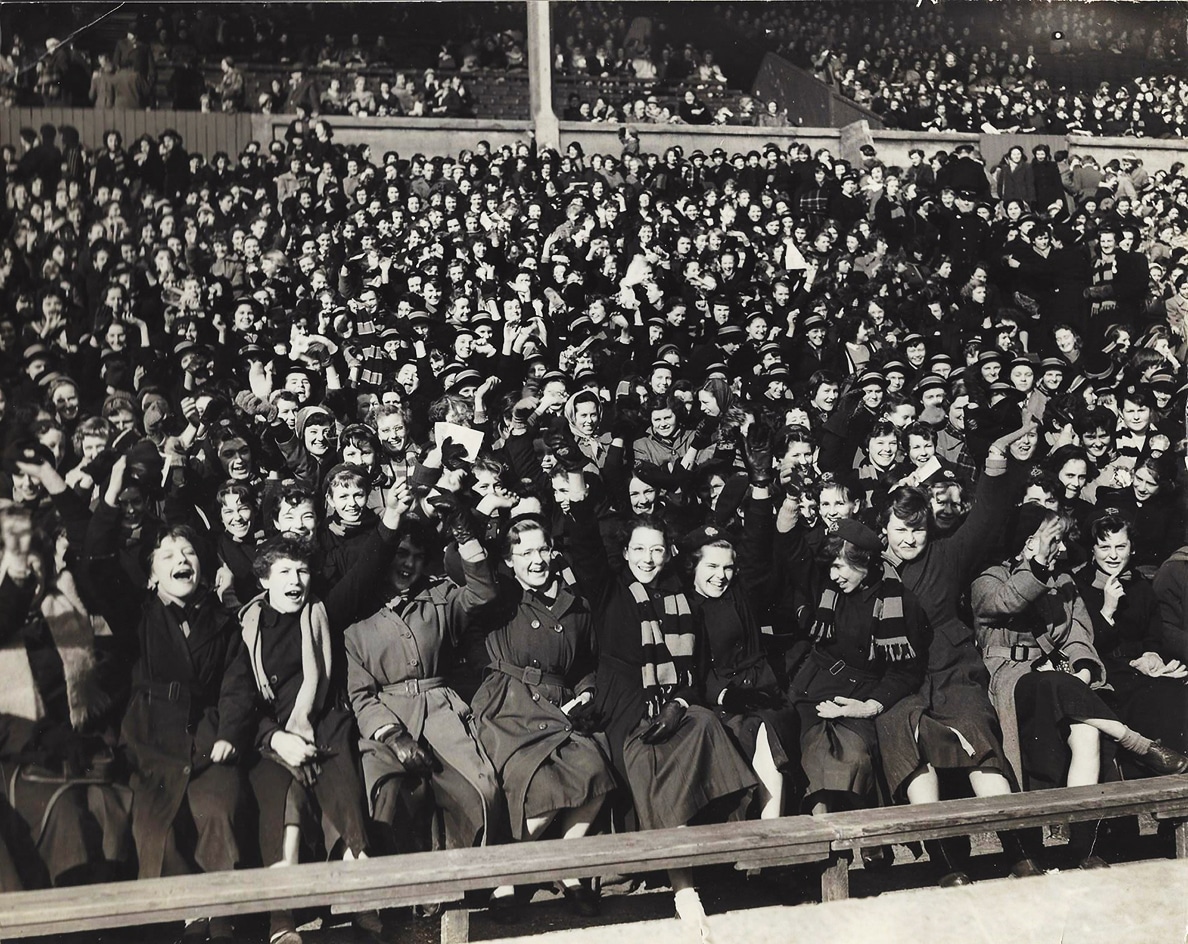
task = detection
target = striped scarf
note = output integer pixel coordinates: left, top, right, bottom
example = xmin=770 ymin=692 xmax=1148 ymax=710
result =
xmin=811 ymin=559 xmax=915 ymax=662
xmin=1091 ymin=253 xmax=1117 ymax=317
xmin=628 ymin=581 xmax=696 ymax=718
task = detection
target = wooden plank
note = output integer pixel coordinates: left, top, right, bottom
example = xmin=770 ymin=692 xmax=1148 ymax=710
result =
xmin=819 ymin=851 xmax=851 ymax=902
xmin=0 ymin=820 xmax=835 ymax=938
xmin=821 ymin=777 xmax=1188 ymax=850
xmin=440 ymin=908 xmax=469 ymax=944
xmin=1177 ymin=821 xmax=1188 ymax=860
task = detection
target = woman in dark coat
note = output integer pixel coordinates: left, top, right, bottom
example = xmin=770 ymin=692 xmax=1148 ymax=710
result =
xmin=789 ymin=517 xmax=927 ymax=815
xmin=683 ymin=453 xmax=800 ymax=820
xmin=874 ymin=430 xmax=1032 ymax=880
xmin=1073 ymin=514 xmax=1188 ymax=768
xmin=227 ymin=484 xmax=406 ymax=944
xmin=563 ymin=465 xmax=756 ymax=939
xmin=85 ymin=456 xmax=252 ymax=941
xmin=470 ymin=516 xmax=616 ymax=914
xmin=1095 ymin=454 xmax=1183 ymax=578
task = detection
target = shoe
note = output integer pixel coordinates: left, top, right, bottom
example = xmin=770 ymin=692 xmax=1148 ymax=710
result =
xmin=860 ymin=845 xmax=893 ymax=872
xmin=352 ymin=910 xmax=385 ymax=942
xmin=1136 ymin=740 xmax=1188 ymax=776
xmin=938 ymin=871 xmax=972 ymax=888
xmin=1009 ymin=858 xmax=1045 ymax=878
xmin=1078 ymin=855 xmax=1111 ymax=870
xmin=269 ymin=932 xmax=303 ymax=944
xmin=412 ymin=902 xmax=443 ymax=919
xmin=559 ymin=881 xmax=600 ymax=918
xmin=177 ymin=919 xmax=207 ymax=944
xmin=207 ymin=916 xmax=234 ymax=942
xmin=487 ymin=889 xmax=520 ymax=924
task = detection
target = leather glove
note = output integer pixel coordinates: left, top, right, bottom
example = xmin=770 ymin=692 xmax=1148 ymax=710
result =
xmin=383 ymin=729 xmax=436 ymax=775
xmin=545 ymin=431 xmax=588 ymax=473
xmin=640 ymin=700 xmax=686 ymax=744
xmin=567 ymin=699 xmax=603 ymax=734
xmin=439 ymin=436 xmax=468 ymax=471
xmin=690 ymin=416 xmax=720 ymax=450
xmin=428 ymin=493 xmax=480 ymax=545
xmin=741 ymin=421 xmax=774 ymax=487
xmin=721 ymin=687 xmax=774 ymax=713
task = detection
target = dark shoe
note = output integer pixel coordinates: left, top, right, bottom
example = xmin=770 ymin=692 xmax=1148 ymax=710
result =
xmin=207 ymin=916 xmax=234 ymax=942
xmin=1079 ymin=855 xmax=1111 ymax=870
xmin=412 ymin=902 xmax=443 ymax=919
xmin=1136 ymin=740 xmax=1188 ymax=776
xmin=1009 ymin=858 xmax=1045 ymax=879
xmin=860 ymin=845 xmax=893 ymax=872
xmin=177 ymin=919 xmax=207 ymax=944
xmin=352 ymin=910 xmax=385 ymax=942
xmin=488 ymin=890 xmax=521 ymax=924
xmin=938 ymin=871 xmax=972 ymax=888
xmin=559 ymin=881 xmax=600 ymax=918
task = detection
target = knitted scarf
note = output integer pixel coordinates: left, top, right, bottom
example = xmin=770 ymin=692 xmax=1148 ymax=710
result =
xmin=811 ymin=558 xmax=915 ymax=662
xmin=240 ymin=595 xmax=331 ymax=744
xmin=628 ymin=580 xmax=696 ymax=718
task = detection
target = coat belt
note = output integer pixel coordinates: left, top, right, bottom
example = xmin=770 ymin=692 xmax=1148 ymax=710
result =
xmin=381 ymin=677 xmax=446 ymax=696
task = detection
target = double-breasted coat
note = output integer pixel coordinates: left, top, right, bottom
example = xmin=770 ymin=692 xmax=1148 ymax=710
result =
xmin=344 ymin=551 xmax=501 ymax=849
xmin=470 ymin=573 xmax=616 ymax=839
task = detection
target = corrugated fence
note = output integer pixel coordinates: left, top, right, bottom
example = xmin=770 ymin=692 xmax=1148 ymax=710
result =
xmin=0 ymin=107 xmax=255 ymax=157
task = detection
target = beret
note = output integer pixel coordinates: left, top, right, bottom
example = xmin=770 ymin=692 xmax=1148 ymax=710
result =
xmin=832 ymin=517 xmax=883 ymax=552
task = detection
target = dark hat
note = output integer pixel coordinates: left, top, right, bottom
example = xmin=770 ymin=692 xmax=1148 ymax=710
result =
xmin=2 ymin=438 xmax=56 ymax=474
xmin=856 ymin=369 xmax=887 ymax=389
xmin=405 ymin=310 xmax=432 ymax=325
xmin=977 ymin=349 xmax=1004 ymax=366
xmin=1008 ymin=354 xmax=1035 ymax=371
xmin=1007 ymin=502 xmax=1054 ymax=557
xmin=681 ymin=523 xmax=731 ymax=554
xmin=832 ymin=517 xmax=883 ymax=552
xmin=989 ymin=381 xmax=1025 ymax=400
xmin=882 ymin=358 xmax=909 ymax=377
xmin=1150 ymin=371 xmax=1176 ymax=392
xmin=915 ymin=374 xmax=948 ymax=395
xmin=802 ymin=313 xmax=827 ymax=330
xmin=916 ymin=462 xmax=960 ymax=487
xmin=901 ymin=333 xmax=926 ymax=348
xmin=717 ymin=324 xmax=745 ymax=343
xmin=1040 ymin=356 xmax=1067 ymax=373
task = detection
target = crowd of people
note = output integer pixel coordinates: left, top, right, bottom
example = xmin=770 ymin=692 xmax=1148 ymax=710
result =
xmin=1 ymin=110 xmax=1188 ymax=944
xmin=721 ymin=1 xmax=1188 ymax=136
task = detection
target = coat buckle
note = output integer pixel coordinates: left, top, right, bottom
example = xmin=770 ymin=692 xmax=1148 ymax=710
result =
xmin=522 ymin=666 xmax=543 ymax=685
xmin=828 ymin=659 xmax=846 ymax=676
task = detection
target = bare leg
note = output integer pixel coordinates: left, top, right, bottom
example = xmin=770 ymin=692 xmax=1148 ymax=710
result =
xmin=1066 ymin=723 xmax=1102 ymax=787
xmin=968 ymin=768 xmax=1012 ymax=797
xmin=752 ymin=724 xmax=784 ymax=820
xmin=904 ymin=764 xmax=940 ymax=804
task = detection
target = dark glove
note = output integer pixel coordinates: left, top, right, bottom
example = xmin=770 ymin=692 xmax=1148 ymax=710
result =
xmin=721 ymin=687 xmax=774 ymax=712
xmin=741 ymin=421 xmax=774 ymax=487
xmin=383 ymin=729 xmax=436 ymax=775
xmin=609 ymin=409 xmax=640 ymax=443
xmin=545 ymin=431 xmax=587 ymax=473
xmin=567 ymin=698 xmax=603 ymax=734
xmin=640 ymin=700 xmax=686 ymax=744
xmin=439 ymin=436 xmax=468 ymax=471
xmin=34 ymin=723 xmax=93 ymax=777
xmin=691 ymin=416 xmax=720 ymax=450
xmin=1084 ymin=284 xmax=1114 ymax=300
xmin=429 ymin=493 xmax=480 ymax=545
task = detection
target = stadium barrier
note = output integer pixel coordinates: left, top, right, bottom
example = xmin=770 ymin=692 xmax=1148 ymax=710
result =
xmin=1 ymin=776 xmax=1186 ymax=943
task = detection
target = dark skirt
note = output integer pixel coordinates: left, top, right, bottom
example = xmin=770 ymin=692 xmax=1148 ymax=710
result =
xmin=717 ymin=703 xmax=799 ymax=772
xmin=878 ymin=648 xmax=1013 ymax=798
xmin=621 ymin=705 xmax=757 ymax=831
xmin=1014 ymin=672 xmax=1119 ymax=790
xmin=790 ymin=648 xmax=887 ymax=804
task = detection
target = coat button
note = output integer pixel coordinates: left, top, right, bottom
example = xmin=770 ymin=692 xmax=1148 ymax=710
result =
xmin=182 ymin=765 xmax=191 ymax=775
xmin=538 ymin=722 xmax=548 ymax=730
xmin=269 ymin=675 xmax=278 ymax=684
xmin=531 ymin=693 xmax=540 ymax=702
xmin=410 ymin=659 xmax=419 ymax=667
xmin=565 ymin=725 xmax=572 ymax=733
xmin=531 ymin=619 xmax=541 ymax=629
xmin=532 ymin=659 xmax=540 ymax=667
